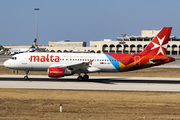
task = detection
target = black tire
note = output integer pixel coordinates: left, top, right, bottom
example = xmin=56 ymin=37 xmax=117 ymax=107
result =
xmin=24 ymin=76 xmax=28 ymax=80
xmin=83 ymin=75 xmax=89 ymax=80
xmin=77 ymin=76 xmax=83 ymax=81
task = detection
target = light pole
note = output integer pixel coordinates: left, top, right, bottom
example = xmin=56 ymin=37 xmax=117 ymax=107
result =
xmin=121 ymin=33 xmax=126 ymax=54
xmin=34 ymin=8 xmax=39 ymax=45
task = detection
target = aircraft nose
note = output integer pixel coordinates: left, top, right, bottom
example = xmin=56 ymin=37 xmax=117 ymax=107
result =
xmin=3 ymin=60 xmax=11 ymax=68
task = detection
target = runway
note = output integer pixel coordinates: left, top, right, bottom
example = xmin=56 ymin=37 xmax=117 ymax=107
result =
xmin=1 ymin=55 xmax=180 ymax=92
xmin=1 ymin=75 xmax=180 ymax=92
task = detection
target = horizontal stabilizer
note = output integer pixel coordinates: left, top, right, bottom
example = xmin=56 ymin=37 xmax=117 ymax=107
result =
xmin=150 ymin=58 xmax=168 ymax=62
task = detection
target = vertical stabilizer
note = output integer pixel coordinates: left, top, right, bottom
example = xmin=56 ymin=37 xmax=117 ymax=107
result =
xmin=137 ymin=27 xmax=172 ymax=56
xmin=30 ymin=38 xmax=37 ymax=49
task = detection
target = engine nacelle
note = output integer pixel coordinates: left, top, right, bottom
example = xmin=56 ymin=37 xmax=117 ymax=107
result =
xmin=48 ymin=67 xmax=73 ymax=78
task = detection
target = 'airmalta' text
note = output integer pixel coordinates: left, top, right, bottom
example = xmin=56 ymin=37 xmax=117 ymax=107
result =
xmin=30 ymin=54 xmax=60 ymax=62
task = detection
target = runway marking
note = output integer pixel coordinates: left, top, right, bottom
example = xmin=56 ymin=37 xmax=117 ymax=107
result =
xmin=0 ymin=75 xmax=180 ymax=92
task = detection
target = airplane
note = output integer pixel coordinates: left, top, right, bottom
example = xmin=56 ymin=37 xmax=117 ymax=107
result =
xmin=8 ymin=38 xmax=37 ymax=55
xmin=4 ymin=27 xmax=175 ymax=80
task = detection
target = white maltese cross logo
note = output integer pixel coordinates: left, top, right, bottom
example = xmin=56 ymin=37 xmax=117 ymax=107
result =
xmin=151 ymin=36 xmax=168 ymax=55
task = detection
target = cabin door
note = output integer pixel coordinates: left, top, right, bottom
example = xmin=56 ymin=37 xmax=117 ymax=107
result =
xmin=134 ymin=56 xmax=140 ymax=66
xmin=22 ymin=55 xmax=27 ymax=64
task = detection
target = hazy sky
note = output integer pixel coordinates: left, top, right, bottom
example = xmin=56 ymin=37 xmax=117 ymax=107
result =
xmin=1 ymin=0 xmax=180 ymax=46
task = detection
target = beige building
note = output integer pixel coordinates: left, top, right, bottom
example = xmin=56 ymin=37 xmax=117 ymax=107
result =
xmin=141 ymin=30 xmax=160 ymax=37
xmin=48 ymin=40 xmax=86 ymax=47
xmin=4 ymin=29 xmax=180 ymax=55
xmin=91 ymin=37 xmax=180 ymax=55
xmin=47 ymin=40 xmax=89 ymax=52
xmin=46 ymin=29 xmax=180 ymax=55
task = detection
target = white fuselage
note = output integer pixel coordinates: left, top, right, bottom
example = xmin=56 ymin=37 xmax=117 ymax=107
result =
xmin=9 ymin=48 xmax=28 ymax=53
xmin=4 ymin=52 xmax=120 ymax=72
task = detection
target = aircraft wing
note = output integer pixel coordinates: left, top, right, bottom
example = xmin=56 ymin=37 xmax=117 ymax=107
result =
xmin=49 ymin=61 xmax=100 ymax=73
xmin=50 ymin=62 xmax=88 ymax=68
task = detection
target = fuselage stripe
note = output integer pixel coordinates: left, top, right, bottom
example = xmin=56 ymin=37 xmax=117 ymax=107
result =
xmin=105 ymin=54 xmax=121 ymax=72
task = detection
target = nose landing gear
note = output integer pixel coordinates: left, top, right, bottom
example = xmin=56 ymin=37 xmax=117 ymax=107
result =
xmin=24 ymin=70 xmax=29 ymax=80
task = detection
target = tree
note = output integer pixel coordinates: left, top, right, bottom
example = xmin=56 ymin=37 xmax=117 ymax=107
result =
xmin=0 ymin=45 xmax=4 ymax=50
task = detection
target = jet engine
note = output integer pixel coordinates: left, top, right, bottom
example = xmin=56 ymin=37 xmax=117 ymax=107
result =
xmin=48 ymin=67 xmax=73 ymax=78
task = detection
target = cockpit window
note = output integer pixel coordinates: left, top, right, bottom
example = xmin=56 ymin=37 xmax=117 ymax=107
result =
xmin=11 ymin=57 xmax=17 ymax=60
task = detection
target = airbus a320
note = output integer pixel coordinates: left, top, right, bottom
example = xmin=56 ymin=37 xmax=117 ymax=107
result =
xmin=4 ymin=27 xmax=175 ymax=80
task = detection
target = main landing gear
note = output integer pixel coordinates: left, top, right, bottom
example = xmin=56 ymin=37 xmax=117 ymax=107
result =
xmin=24 ymin=70 xmax=29 ymax=80
xmin=77 ymin=73 xmax=89 ymax=81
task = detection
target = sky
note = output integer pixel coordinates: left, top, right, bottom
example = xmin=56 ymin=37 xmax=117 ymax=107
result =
xmin=1 ymin=0 xmax=180 ymax=46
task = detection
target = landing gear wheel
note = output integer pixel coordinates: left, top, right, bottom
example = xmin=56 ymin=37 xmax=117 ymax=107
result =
xmin=24 ymin=70 xmax=29 ymax=80
xmin=24 ymin=76 xmax=28 ymax=80
xmin=77 ymin=76 xmax=83 ymax=81
xmin=83 ymin=75 xmax=89 ymax=80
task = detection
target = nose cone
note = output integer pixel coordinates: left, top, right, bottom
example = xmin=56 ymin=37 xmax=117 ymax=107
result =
xmin=3 ymin=60 xmax=11 ymax=68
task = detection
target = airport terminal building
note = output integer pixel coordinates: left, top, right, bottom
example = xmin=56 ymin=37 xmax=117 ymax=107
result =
xmin=46 ymin=29 xmax=180 ymax=55
xmin=4 ymin=29 xmax=180 ymax=55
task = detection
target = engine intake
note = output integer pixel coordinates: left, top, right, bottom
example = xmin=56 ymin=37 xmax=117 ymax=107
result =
xmin=48 ymin=67 xmax=73 ymax=78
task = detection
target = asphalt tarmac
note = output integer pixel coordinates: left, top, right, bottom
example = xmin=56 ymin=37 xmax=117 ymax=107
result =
xmin=1 ymin=75 xmax=180 ymax=92
xmin=1 ymin=55 xmax=180 ymax=92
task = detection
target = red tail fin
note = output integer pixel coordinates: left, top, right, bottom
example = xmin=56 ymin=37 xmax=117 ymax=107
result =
xmin=137 ymin=27 xmax=172 ymax=56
